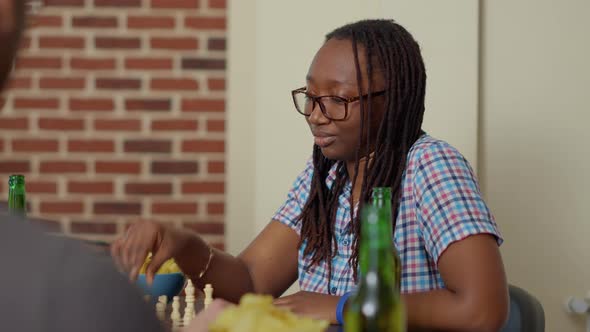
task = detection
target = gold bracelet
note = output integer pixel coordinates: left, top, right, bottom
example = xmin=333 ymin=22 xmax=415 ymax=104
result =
xmin=196 ymin=245 xmax=214 ymax=280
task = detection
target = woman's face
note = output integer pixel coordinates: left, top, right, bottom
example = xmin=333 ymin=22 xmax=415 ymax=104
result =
xmin=305 ymin=38 xmax=385 ymax=162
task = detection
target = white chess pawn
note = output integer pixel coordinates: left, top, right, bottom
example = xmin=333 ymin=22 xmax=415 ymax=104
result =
xmin=204 ymin=284 xmax=214 ymax=310
xmin=171 ymin=296 xmax=182 ymax=329
xmin=155 ymin=301 xmax=166 ymax=321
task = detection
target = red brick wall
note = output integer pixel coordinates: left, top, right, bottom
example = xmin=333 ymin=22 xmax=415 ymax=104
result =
xmin=0 ymin=0 xmax=226 ymax=248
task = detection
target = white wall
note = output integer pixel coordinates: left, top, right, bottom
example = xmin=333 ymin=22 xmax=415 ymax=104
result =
xmin=481 ymin=0 xmax=590 ymax=331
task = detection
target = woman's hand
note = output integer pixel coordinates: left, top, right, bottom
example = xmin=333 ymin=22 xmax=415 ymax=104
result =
xmin=273 ymin=291 xmax=340 ymax=323
xmin=110 ymin=220 xmax=193 ymax=284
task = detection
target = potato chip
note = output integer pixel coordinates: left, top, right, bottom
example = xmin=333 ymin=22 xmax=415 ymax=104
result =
xmin=210 ymin=294 xmax=328 ymax=332
xmin=139 ymin=253 xmax=181 ymax=274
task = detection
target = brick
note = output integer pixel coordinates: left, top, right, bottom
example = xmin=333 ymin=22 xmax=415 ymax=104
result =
xmin=27 ymin=181 xmax=58 ymax=194
xmin=14 ymin=98 xmax=59 ymax=110
xmin=17 ymin=56 xmax=62 ymax=69
xmin=207 ymin=78 xmax=225 ymax=91
xmin=182 ymin=140 xmax=224 ymax=153
xmin=125 ymin=58 xmax=173 ymax=70
xmin=39 ymin=77 xmax=85 ymax=90
xmin=183 ymin=222 xmax=224 ymax=235
xmin=94 ymin=0 xmax=141 ymax=7
xmin=7 ymin=77 xmax=32 ymax=90
xmin=207 ymin=202 xmax=224 ymax=215
xmin=94 ymin=202 xmax=142 ymax=215
xmin=96 ymin=78 xmax=141 ymax=90
xmin=0 ymin=161 xmax=30 ymax=174
xmin=124 ymin=139 xmax=171 ymax=153
xmin=185 ymin=17 xmax=225 ymax=30
xmin=208 ymin=0 xmax=226 ymax=9
xmin=68 ymin=181 xmax=113 ymax=194
xmin=151 ymin=0 xmax=199 ymax=9
xmin=125 ymin=182 xmax=172 ymax=195
xmin=40 ymin=161 xmax=86 ymax=173
xmin=208 ymin=38 xmax=226 ymax=51
xmin=151 ymin=119 xmax=198 ymax=131
xmin=128 ymin=16 xmax=175 ymax=29
xmin=71 ymin=57 xmax=116 ymax=70
xmin=45 ymin=0 xmax=84 ymax=6
xmin=39 ymin=118 xmax=85 ymax=131
xmin=0 ymin=140 xmax=4 ymax=152
xmin=12 ymin=139 xmax=59 ymax=152
xmin=0 ymin=117 xmax=28 ymax=130
xmin=151 ymin=78 xmax=199 ymax=91
xmin=70 ymin=98 xmax=114 ymax=112
xmin=31 ymin=15 xmax=63 ymax=28
xmin=150 ymin=37 xmax=198 ymax=50
xmin=39 ymin=36 xmax=85 ymax=49
xmin=182 ymin=99 xmax=225 ymax=112
xmin=68 ymin=139 xmax=115 ymax=153
xmin=207 ymin=161 xmax=224 ymax=174
xmin=151 ymin=161 xmax=198 ymax=174
xmin=40 ymin=201 xmax=84 ymax=214
xmin=182 ymin=58 xmax=225 ymax=70
xmin=70 ymin=221 xmax=117 ymax=235
xmin=96 ymin=37 xmax=141 ymax=49
xmin=94 ymin=119 xmax=141 ymax=131
xmin=72 ymin=16 xmax=118 ymax=28
xmin=182 ymin=181 xmax=224 ymax=194
xmin=152 ymin=202 xmax=197 ymax=215
xmin=95 ymin=161 xmax=141 ymax=174
xmin=125 ymin=99 xmax=171 ymax=112
xmin=206 ymin=119 xmax=224 ymax=132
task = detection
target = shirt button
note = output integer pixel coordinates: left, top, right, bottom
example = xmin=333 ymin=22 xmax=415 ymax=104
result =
xmin=342 ymin=239 xmax=350 ymax=246
xmin=331 ymin=286 xmax=337 ymax=294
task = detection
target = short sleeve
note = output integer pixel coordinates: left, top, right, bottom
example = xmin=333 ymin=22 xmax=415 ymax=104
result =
xmin=413 ymin=142 xmax=502 ymax=264
xmin=272 ymin=158 xmax=314 ymax=235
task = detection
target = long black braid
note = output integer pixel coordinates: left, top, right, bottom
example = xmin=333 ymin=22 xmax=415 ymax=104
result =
xmin=297 ymin=19 xmax=427 ymax=285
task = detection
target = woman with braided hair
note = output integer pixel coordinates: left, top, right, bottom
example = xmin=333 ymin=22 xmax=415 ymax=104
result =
xmin=113 ymin=19 xmax=509 ymax=331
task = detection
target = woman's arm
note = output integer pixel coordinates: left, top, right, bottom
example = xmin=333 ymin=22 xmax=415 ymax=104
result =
xmin=404 ymin=234 xmax=509 ymax=332
xmin=274 ymin=234 xmax=508 ymax=329
xmin=178 ymin=220 xmax=300 ymax=303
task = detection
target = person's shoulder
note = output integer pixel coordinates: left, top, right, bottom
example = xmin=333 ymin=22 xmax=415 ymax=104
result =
xmin=408 ymin=133 xmax=466 ymax=165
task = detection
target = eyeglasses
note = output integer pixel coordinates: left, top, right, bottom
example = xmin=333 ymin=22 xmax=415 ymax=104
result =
xmin=291 ymin=87 xmax=386 ymax=121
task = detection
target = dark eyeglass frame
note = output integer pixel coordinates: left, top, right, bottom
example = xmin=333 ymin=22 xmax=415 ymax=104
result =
xmin=291 ymin=87 xmax=386 ymax=121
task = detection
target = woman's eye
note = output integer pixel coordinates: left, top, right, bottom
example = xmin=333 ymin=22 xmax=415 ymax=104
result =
xmin=330 ymin=97 xmax=346 ymax=105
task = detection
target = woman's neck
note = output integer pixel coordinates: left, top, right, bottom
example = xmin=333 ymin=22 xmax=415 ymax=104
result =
xmin=346 ymin=155 xmax=372 ymax=206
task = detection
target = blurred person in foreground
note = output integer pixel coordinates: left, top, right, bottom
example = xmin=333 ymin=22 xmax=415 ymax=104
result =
xmin=0 ymin=2 xmax=228 ymax=331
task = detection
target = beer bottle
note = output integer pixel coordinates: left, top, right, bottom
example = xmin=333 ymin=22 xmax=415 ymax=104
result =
xmin=8 ymin=174 xmax=26 ymax=215
xmin=344 ymin=188 xmax=405 ymax=332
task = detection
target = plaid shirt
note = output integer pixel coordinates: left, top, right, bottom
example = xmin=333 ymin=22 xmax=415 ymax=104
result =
xmin=272 ymin=134 xmax=502 ymax=295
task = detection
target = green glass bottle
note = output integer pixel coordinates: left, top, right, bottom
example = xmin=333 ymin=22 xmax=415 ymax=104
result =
xmin=344 ymin=189 xmax=405 ymax=332
xmin=8 ymin=174 xmax=26 ymax=216
xmin=370 ymin=187 xmax=402 ymax=291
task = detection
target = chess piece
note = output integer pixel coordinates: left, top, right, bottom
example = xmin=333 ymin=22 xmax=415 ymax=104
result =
xmin=204 ymin=284 xmax=214 ymax=310
xmin=155 ymin=295 xmax=167 ymax=321
xmin=171 ymin=296 xmax=182 ymax=330
xmin=184 ymin=280 xmax=196 ymax=325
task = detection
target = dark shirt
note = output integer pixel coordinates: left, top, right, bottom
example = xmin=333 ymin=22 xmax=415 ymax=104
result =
xmin=0 ymin=215 xmax=164 ymax=332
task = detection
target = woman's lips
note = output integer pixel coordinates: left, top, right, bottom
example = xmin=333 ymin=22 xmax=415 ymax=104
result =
xmin=314 ymin=135 xmax=336 ymax=148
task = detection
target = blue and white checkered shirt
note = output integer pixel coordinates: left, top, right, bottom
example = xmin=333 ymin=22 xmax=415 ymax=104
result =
xmin=272 ymin=134 xmax=502 ymax=295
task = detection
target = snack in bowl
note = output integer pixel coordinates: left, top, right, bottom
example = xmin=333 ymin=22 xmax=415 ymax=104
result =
xmin=136 ymin=254 xmax=185 ymax=300
xmin=209 ymin=294 xmax=329 ymax=332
